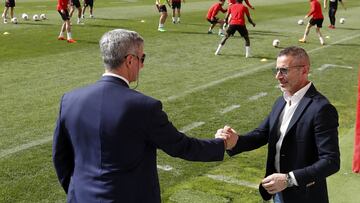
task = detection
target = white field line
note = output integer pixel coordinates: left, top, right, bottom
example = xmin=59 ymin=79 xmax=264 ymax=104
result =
xmin=1 ymin=33 xmax=360 ymax=159
xmin=157 ymin=164 xmax=174 ymax=171
xmin=179 ymin=122 xmax=205 ymax=133
xmin=318 ymin=64 xmax=353 ymax=71
xmin=206 ymin=174 xmax=258 ymax=189
xmin=0 ymin=136 xmax=52 ymax=159
xmin=165 ymin=63 xmax=275 ymax=102
xmin=220 ymin=104 xmax=241 ymax=114
xmin=248 ymin=92 xmax=268 ymax=101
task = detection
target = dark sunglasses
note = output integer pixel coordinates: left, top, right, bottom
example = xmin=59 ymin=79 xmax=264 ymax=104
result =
xmin=125 ymin=53 xmax=146 ymax=63
xmin=272 ymin=65 xmax=305 ymax=75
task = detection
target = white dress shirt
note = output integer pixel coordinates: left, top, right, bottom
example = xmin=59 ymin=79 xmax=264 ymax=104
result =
xmin=102 ymin=72 xmax=130 ymax=86
xmin=275 ymin=82 xmax=312 ymax=186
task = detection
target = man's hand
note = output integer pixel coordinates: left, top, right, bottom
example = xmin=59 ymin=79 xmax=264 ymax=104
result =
xmin=215 ymin=125 xmax=239 ymax=150
xmin=261 ymin=173 xmax=287 ymax=194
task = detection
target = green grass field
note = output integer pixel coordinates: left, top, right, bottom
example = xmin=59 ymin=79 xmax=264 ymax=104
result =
xmin=1 ymin=0 xmax=360 ymax=202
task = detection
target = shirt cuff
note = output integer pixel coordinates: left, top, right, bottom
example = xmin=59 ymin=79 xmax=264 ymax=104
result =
xmin=289 ymin=171 xmax=299 ymax=186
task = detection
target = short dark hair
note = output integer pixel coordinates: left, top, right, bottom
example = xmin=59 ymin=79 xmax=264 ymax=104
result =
xmin=278 ymin=46 xmax=310 ymax=65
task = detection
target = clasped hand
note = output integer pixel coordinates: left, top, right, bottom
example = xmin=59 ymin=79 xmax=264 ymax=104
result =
xmin=215 ymin=125 xmax=239 ymax=150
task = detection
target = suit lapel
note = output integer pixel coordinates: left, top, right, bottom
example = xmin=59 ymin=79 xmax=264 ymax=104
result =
xmin=285 ymin=84 xmax=317 ymax=134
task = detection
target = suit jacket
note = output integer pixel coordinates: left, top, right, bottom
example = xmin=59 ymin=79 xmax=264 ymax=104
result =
xmin=227 ymin=84 xmax=340 ymax=203
xmin=53 ymin=76 xmax=225 ymax=203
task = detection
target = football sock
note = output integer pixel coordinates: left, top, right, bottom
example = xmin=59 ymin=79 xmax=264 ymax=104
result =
xmin=215 ymin=44 xmax=222 ymax=55
xmin=67 ymin=32 xmax=72 ymax=40
xmin=218 ymin=29 xmax=224 ymax=35
xmin=245 ymin=46 xmax=251 ymax=58
xmin=319 ymin=37 xmax=324 ymax=45
xmin=177 ymin=17 xmax=180 ymax=22
xmin=59 ymin=32 xmax=65 ymax=38
xmin=159 ymin=23 xmax=164 ymax=28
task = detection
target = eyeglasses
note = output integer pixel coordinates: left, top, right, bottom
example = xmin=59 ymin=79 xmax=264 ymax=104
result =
xmin=125 ymin=53 xmax=146 ymax=63
xmin=272 ymin=65 xmax=305 ymax=75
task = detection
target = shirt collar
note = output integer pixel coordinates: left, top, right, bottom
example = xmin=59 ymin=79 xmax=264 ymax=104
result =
xmin=102 ymin=72 xmax=130 ymax=86
xmin=283 ymin=82 xmax=312 ymax=106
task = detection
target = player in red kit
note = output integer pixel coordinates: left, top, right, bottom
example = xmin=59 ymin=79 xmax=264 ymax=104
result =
xmin=57 ymin=0 xmax=76 ymax=43
xmin=299 ymin=0 xmax=324 ymax=45
xmin=206 ymin=0 xmax=227 ymax=35
xmin=215 ymin=0 xmax=255 ymax=57
xmin=227 ymin=0 xmax=254 ymax=9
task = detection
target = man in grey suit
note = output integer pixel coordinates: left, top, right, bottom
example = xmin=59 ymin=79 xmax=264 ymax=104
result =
xmin=52 ymin=29 xmax=238 ymax=203
xmin=219 ymin=46 xmax=340 ymax=203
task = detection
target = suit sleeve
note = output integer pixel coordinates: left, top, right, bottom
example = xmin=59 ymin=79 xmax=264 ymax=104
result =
xmin=52 ymin=95 xmax=74 ymax=193
xmin=226 ymin=116 xmax=269 ymax=156
xmin=292 ymin=103 xmax=340 ymax=186
xmin=145 ymin=100 xmax=225 ymax=161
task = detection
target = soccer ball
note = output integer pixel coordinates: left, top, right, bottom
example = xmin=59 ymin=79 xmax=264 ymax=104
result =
xmin=40 ymin=14 xmax=47 ymax=20
xmin=272 ymin=39 xmax=280 ymax=48
xmin=297 ymin=19 xmax=304 ymax=25
xmin=33 ymin=14 xmax=39 ymax=21
xmin=11 ymin=17 xmax=18 ymax=24
xmin=339 ymin=18 xmax=345 ymax=24
xmin=21 ymin=13 xmax=29 ymax=20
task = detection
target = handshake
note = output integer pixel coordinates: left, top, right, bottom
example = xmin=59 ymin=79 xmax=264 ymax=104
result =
xmin=215 ymin=125 xmax=239 ymax=150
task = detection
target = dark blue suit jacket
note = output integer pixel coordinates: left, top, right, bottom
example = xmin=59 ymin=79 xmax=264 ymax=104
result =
xmin=228 ymin=84 xmax=340 ymax=203
xmin=53 ymin=76 xmax=225 ymax=203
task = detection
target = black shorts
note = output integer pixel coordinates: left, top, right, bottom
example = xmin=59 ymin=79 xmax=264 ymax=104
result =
xmin=5 ymin=0 xmax=15 ymax=8
xmin=207 ymin=17 xmax=219 ymax=25
xmin=71 ymin=0 xmax=81 ymax=8
xmin=58 ymin=10 xmax=70 ymax=21
xmin=157 ymin=5 xmax=167 ymax=13
xmin=309 ymin=18 xmax=323 ymax=28
xmin=226 ymin=24 xmax=248 ymax=37
xmin=84 ymin=0 xmax=93 ymax=7
xmin=172 ymin=2 xmax=181 ymax=9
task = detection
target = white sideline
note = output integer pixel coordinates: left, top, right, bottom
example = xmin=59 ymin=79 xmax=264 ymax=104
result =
xmin=0 ymin=136 xmax=52 ymax=159
xmin=248 ymin=92 xmax=268 ymax=101
xmin=1 ymin=33 xmax=360 ymax=159
xmin=179 ymin=121 xmax=205 ymax=133
xmin=206 ymin=174 xmax=258 ymax=189
xmin=220 ymin=104 xmax=241 ymax=114
xmin=157 ymin=164 xmax=174 ymax=171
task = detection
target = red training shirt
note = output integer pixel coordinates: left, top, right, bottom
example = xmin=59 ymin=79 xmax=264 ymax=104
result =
xmin=57 ymin=0 xmax=68 ymax=11
xmin=228 ymin=3 xmax=250 ymax=25
xmin=227 ymin=0 xmax=253 ymax=9
xmin=307 ymin=0 xmax=323 ymax=19
xmin=206 ymin=2 xmax=227 ymax=20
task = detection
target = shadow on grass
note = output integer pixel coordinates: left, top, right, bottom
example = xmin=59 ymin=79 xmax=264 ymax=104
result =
xmin=335 ymin=27 xmax=360 ymax=31
xmin=251 ymin=30 xmax=287 ymax=37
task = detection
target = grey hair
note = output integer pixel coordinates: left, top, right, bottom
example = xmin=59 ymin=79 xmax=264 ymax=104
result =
xmin=99 ymin=29 xmax=144 ymax=70
xmin=278 ymin=46 xmax=310 ymax=65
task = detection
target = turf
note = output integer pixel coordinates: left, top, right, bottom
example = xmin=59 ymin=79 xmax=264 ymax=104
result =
xmin=1 ymin=0 xmax=360 ymax=202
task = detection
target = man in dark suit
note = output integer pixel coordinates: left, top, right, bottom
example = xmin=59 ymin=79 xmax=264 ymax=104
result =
xmin=219 ymin=46 xmax=340 ymax=203
xmin=52 ymin=29 xmax=238 ymax=203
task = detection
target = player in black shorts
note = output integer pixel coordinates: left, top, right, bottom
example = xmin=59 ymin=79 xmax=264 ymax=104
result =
xmin=324 ymin=0 xmax=345 ymax=29
xmin=170 ymin=0 xmax=184 ymax=24
xmin=82 ymin=0 xmax=94 ymax=18
xmin=156 ymin=0 xmax=171 ymax=32
xmin=70 ymin=0 xmax=83 ymax=24
xmin=2 ymin=0 xmax=15 ymax=24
